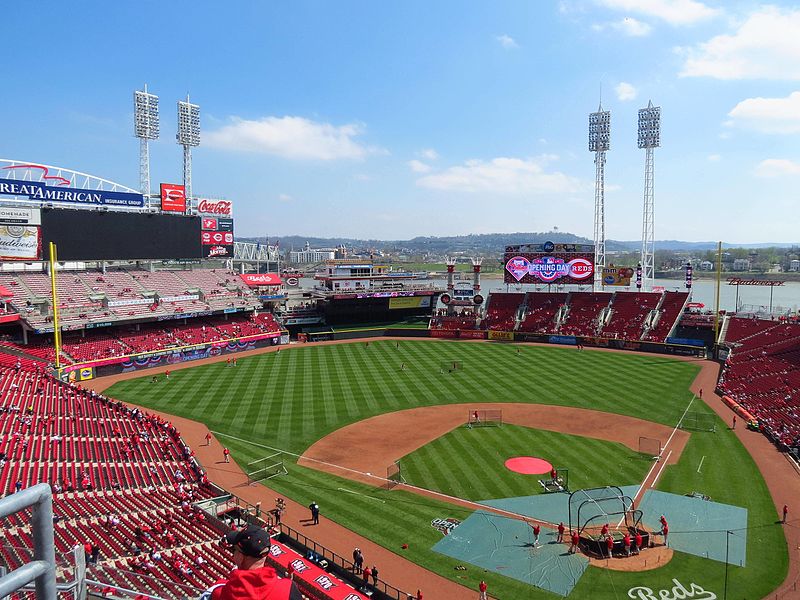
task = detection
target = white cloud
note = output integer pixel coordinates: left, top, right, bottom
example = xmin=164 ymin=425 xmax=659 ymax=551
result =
xmin=755 ymin=159 xmax=800 ymax=178
xmin=680 ymin=7 xmax=800 ymax=79
xmin=596 ymin=0 xmax=719 ymax=25
xmin=707 ymin=154 xmax=721 ymax=162
xmin=278 ymin=193 xmax=293 ymax=202
xmin=417 ymin=148 xmax=439 ymax=160
xmin=205 ymin=115 xmax=379 ymax=160
xmin=615 ymin=82 xmax=638 ymax=101
xmin=496 ymin=34 xmax=519 ymax=49
xmin=408 ymin=160 xmax=432 ymax=173
xmin=727 ymin=92 xmax=800 ymax=134
xmin=594 ymin=17 xmax=652 ymax=36
xmin=416 ymin=156 xmax=580 ymax=195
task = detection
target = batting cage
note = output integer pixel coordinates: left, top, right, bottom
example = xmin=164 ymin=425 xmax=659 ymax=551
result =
xmin=466 ymin=409 xmax=503 ymax=428
xmin=246 ymin=452 xmax=288 ymax=484
xmin=568 ymin=486 xmax=650 ymax=558
xmin=680 ymin=411 xmax=717 ymax=432
xmin=386 ymin=460 xmax=405 ymax=489
xmin=638 ymin=436 xmax=662 ymax=458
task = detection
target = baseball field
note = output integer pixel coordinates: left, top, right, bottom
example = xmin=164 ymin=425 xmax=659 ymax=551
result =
xmin=105 ymin=339 xmax=789 ymax=599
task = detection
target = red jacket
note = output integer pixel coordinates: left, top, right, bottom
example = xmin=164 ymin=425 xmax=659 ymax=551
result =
xmin=210 ymin=566 xmax=300 ymax=600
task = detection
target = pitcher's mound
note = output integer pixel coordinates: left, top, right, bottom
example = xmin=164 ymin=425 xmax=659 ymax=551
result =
xmin=505 ymin=457 xmax=553 ymax=475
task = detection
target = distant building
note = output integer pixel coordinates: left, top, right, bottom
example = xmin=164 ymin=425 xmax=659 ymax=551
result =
xmin=732 ymin=258 xmax=750 ymax=272
xmin=699 ymin=260 xmax=714 ymax=271
xmin=289 ymin=242 xmax=336 ymax=264
xmin=790 ymin=259 xmax=800 ymax=272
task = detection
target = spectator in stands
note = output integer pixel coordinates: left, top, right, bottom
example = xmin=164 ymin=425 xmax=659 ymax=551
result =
xmin=212 ymin=525 xmax=302 ymax=600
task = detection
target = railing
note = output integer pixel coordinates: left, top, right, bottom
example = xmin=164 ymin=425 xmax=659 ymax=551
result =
xmin=0 ymin=483 xmax=58 ymax=599
xmin=277 ymin=523 xmax=409 ymax=600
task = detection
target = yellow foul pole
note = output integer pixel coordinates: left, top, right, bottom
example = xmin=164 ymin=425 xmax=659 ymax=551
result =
xmin=713 ymin=241 xmax=722 ymax=350
xmin=49 ymin=242 xmax=61 ymax=369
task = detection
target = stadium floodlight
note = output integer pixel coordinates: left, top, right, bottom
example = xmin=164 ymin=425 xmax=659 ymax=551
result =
xmin=177 ymin=95 xmax=200 ymax=203
xmin=134 ymin=85 xmax=159 ymax=200
xmin=589 ymin=105 xmax=610 ymax=291
xmin=638 ymin=100 xmax=661 ymax=291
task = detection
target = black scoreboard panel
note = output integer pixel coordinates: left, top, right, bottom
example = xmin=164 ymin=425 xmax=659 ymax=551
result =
xmin=41 ymin=209 xmax=202 ymax=260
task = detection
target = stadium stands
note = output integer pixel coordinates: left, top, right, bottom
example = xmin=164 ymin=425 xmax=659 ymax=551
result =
xmin=481 ymin=293 xmax=524 ymax=331
xmin=643 ymin=291 xmax=689 ymax=342
xmin=601 ymin=292 xmax=661 ymax=340
xmin=0 ymin=359 xmax=365 ymax=599
xmin=559 ymin=292 xmax=610 ymax=337
xmin=718 ymin=317 xmax=800 ymax=450
xmin=517 ymin=292 xmax=567 ymax=333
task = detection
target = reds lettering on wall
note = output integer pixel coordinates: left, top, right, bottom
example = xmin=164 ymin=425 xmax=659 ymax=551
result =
xmin=197 ymin=199 xmax=233 ymax=216
xmin=160 ymin=184 xmax=186 ymax=212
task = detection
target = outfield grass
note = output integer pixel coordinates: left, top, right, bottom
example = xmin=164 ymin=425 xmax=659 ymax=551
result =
xmin=106 ymin=340 xmax=787 ymax=599
xmin=400 ymin=425 xmax=653 ymax=501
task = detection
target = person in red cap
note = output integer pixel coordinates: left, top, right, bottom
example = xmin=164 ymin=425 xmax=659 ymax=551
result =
xmin=783 ymin=504 xmax=788 ymax=524
xmin=223 ymin=447 xmax=230 ymax=463
xmin=623 ymin=533 xmax=631 ymax=557
xmin=661 ymin=522 xmax=669 ymax=547
xmin=205 ymin=432 xmax=212 ymax=446
xmin=569 ymin=530 xmax=580 ymax=554
xmin=600 ymin=523 xmax=609 ymax=537
xmin=557 ymin=522 xmax=565 ymax=543
xmin=532 ymin=523 xmax=541 ymax=546
xmin=479 ymin=579 xmax=488 ymax=600
xmin=209 ymin=525 xmax=301 ymax=600
xmin=634 ymin=531 xmax=643 ymax=555
xmin=605 ymin=535 xmax=614 ymax=558
xmin=550 ymin=467 xmax=558 ymax=482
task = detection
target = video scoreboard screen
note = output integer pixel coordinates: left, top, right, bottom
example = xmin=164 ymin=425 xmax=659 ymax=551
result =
xmin=503 ymin=242 xmax=595 ymax=285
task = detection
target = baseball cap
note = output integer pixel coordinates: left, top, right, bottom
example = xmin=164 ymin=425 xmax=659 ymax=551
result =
xmin=224 ymin=526 xmax=271 ymax=558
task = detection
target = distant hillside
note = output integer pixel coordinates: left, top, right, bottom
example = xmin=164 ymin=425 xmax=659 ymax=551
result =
xmin=237 ymin=233 xmax=797 ymax=255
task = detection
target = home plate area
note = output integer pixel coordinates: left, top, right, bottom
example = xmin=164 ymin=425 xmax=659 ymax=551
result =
xmin=432 ymin=486 xmax=748 ymax=597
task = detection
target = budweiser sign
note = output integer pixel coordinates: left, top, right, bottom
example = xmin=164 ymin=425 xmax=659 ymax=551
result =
xmin=197 ymin=199 xmax=232 ymax=216
xmin=726 ymin=277 xmax=785 ymax=287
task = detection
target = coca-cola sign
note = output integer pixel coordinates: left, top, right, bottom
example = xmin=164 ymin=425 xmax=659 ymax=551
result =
xmin=197 ymin=199 xmax=232 ymax=216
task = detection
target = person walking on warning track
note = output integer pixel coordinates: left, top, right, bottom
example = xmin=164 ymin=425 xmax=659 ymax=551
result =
xmin=478 ymin=580 xmax=488 ymax=600
xmin=569 ymin=530 xmax=579 ymax=554
xmin=732 ymin=415 xmax=737 ymax=430
xmin=783 ymin=504 xmax=788 ymax=524
xmin=223 ymin=448 xmax=230 ymax=463
xmin=205 ymin=432 xmax=212 ymax=446
xmin=532 ymin=523 xmax=541 ymax=546
xmin=309 ymin=502 xmax=320 ymax=525
xmin=557 ymin=522 xmax=565 ymax=543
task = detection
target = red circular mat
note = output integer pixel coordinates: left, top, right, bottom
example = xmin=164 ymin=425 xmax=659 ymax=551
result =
xmin=504 ymin=457 xmax=553 ymax=475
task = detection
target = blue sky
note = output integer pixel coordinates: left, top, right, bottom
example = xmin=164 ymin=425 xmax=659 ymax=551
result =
xmin=3 ymin=1 xmax=800 ymax=243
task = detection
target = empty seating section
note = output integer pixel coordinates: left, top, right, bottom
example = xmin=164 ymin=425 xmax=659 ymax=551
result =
xmin=602 ymin=292 xmax=661 ymax=340
xmin=481 ymin=293 xmax=524 ymax=330
xmin=718 ymin=317 xmax=800 ymax=449
xmin=559 ymin=292 xmax=610 ymax=336
xmin=518 ymin=292 xmax=567 ymax=333
xmin=0 ymin=269 xmax=262 ymax=330
xmin=61 ymin=333 xmax=126 ymax=362
xmin=430 ymin=312 xmax=479 ymax=330
xmin=116 ymin=325 xmax=182 ymax=353
xmin=644 ymin=291 xmax=689 ymax=342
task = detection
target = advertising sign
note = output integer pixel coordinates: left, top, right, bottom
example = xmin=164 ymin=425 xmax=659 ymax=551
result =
xmin=201 ymin=217 xmax=217 ymax=230
xmin=240 ymin=273 xmax=282 ymax=286
xmin=0 ymin=225 xmax=41 ymax=260
xmin=0 ymin=207 xmax=40 ymax=225
xmin=160 ymin=183 xmax=186 ymax=212
xmin=216 ymin=218 xmax=234 ymax=232
xmin=504 ymin=250 xmax=594 ymax=285
xmin=0 ymin=176 xmax=144 ymax=207
xmin=197 ymin=199 xmax=233 ymax=216
xmin=201 ymin=231 xmax=234 ymax=245
xmin=203 ymin=244 xmax=233 ymax=258
xmin=388 ymin=296 xmax=432 ymax=310
xmin=602 ymin=267 xmax=634 ymax=286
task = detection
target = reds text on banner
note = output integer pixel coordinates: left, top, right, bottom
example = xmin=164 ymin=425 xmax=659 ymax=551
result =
xmin=240 ymin=273 xmax=282 ymax=286
xmin=0 ymin=177 xmax=144 ymax=207
xmin=0 ymin=225 xmax=41 ymax=260
xmin=504 ymin=252 xmax=594 ymax=285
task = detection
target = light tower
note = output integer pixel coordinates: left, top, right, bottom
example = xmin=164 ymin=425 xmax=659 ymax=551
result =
xmin=177 ymin=95 xmax=200 ymax=204
xmin=588 ymin=104 xmax=610 ymax=291
xmin=638 ymin=100 xmax=661 ymax=291
xmin=133 ymin=85 xmax=159 ymax=200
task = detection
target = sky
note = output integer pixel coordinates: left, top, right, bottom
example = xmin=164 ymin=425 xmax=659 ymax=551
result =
xmin=2 ymin=0 xmax=800 ymax=244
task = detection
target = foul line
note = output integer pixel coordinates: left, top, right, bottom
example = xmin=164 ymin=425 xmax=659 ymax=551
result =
xmin=650 ymin=450 xmax=672 ymax=488
xmin=697 ymin=455 xmax=706 ymax=474
xmin=337 ymin=487 xmax=386 ymax=503
xmin=211 ymin=431 xmax=560 ymax=528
